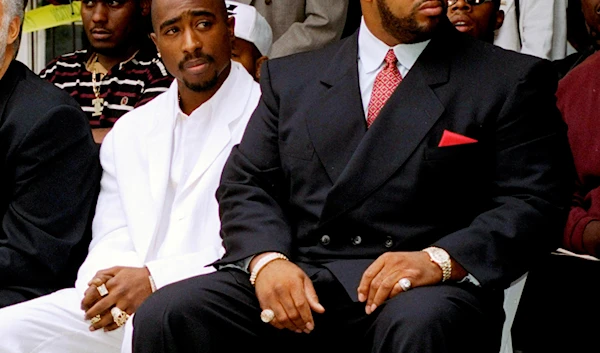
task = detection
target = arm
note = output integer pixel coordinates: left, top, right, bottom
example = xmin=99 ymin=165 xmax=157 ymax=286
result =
xmin=216 ymin=61 xmax=293 ymax=264
xmin=74 ymin=129 xmax=142 ymax=294
xmin=269 ymin=0 xmax=349 ymax=58
xmin=563 ymin=180 xmax=600 ymax=256
xmin=436 ymin=60 xmax=574 ymax=288
xmin=0 ymin=104 xmax=99 ymax=287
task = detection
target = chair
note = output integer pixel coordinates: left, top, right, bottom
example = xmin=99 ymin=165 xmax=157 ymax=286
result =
xmin=499 ymin=273 xmax=528 ymax=353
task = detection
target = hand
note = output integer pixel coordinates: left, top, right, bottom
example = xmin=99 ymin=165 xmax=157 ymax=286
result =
xmin=583 ymin=221 xmax=600 ymax=256
xmin=357 ymin=251 xmax=441 ymax=314
xmin=253 ymin=256 xmax=325 ymax=334
xmin=82 ymin=266 xmax=153 ymax=332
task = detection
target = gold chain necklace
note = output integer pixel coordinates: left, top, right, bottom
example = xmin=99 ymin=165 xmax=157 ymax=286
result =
xmin=91 ymin=54 xmax=104 ymax=117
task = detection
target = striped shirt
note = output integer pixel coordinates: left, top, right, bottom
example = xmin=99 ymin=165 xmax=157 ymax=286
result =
xmin=40 ymin=47 xmax=173 ymax=128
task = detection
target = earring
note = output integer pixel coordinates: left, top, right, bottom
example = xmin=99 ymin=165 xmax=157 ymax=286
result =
xmin=157 ymin=52 xmax=162 ymax=58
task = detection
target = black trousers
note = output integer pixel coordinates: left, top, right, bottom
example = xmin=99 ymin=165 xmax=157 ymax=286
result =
xmin=133 ymin=266 xmax=504 ymax=353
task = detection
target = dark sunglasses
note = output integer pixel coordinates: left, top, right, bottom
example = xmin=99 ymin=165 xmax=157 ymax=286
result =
xmin=447 ymin=0 xmax=494 ymax=6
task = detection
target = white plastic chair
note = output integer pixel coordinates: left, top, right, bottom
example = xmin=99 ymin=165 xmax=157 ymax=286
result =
xmin=499 ymin=273 xmax=528 ymax=353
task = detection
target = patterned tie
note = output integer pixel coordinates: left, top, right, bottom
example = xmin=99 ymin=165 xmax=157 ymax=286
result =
xmin=366 ymin=49 xmax=403 ymax=127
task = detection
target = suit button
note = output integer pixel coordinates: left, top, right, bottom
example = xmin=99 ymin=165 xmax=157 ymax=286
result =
xmin=320 ymin=235 xmax=331 ymax=246
xmin=351 ymin=236 xmax=362 ymax=245
xmin=384 ymin=237 xmax=394 ymax=248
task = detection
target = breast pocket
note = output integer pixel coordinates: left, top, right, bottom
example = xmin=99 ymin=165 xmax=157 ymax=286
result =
xmin=424 ymin=143 xmax=479 ymax=161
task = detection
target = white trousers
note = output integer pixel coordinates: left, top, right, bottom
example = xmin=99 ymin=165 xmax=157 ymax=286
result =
xmin=0 ymin=288 xmax=134 ymax=353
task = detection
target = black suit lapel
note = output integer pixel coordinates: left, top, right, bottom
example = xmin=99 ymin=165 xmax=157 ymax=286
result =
xmin=307 ymin=32 xmax=367 ymax=184
xmin=319 ymin=29 xmax=452 ymax=224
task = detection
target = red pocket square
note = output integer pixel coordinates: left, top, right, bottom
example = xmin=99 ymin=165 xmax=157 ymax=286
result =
xmin=438 ymin=130 xmax=478 ymax=147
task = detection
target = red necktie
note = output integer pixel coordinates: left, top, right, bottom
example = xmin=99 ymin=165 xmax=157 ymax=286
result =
xmin=366 ymin=49 xmax=403 ymax=127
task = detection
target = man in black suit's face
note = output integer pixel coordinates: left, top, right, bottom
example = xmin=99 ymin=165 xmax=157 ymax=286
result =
xmin=366 ymin=0 xmax=447 ymax=45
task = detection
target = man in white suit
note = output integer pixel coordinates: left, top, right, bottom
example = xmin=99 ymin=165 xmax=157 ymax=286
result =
xmin=0 ymin=0 xmax=261 ymax=351
xmin=494 ymin=0 xmax=569 ymax=60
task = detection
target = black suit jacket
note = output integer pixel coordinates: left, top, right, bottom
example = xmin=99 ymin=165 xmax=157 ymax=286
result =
xmin=0 ymin=60 xmax=100 ymax=306
xmin=216 ymin=24 xmax=574 ymax=299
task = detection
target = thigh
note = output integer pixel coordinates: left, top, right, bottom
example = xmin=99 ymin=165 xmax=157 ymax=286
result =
xmin=133 ymin=270 xmax=278 ymax=353
xmin=365 ymin=284 xmax=504 ymax=353
xmin=0 ymin=288 xmax=123 ymax=353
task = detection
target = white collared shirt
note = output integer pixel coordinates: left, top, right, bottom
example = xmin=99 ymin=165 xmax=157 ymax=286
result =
xmin=357 ymin=17 xmax=430 ymax=118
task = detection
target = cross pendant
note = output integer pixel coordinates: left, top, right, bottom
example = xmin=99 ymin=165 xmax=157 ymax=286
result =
xmin=92 ymin=97 xmax=104 ymax=117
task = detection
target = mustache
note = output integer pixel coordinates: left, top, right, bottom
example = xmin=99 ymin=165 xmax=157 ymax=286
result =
xmin=178 ymin=50 xmax=215 ymax=71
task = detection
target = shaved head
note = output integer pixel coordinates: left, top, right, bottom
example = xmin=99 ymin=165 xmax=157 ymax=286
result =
xmin=150 ymin=0 xmax=228 ymax=33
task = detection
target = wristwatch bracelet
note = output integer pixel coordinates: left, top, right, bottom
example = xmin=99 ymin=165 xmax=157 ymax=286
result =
xmin=423 ymin=247 xmax=452 ymax=282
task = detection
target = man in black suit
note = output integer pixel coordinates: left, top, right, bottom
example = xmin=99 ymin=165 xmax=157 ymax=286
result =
xmin=0 ymin=0 xmax=100 ymax=307
xmin=132 ymin=0 xmax=573 ymax=352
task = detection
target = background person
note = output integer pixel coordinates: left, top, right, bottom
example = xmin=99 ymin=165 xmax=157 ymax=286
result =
xmin=447 ymin=0 xmax=504 ymax=43
xmin=39 ymin=0 xmax=173 ymax=144
xmin=0 ymin=0 xmax=100 ymax=308
xmin=235 ymin=0 xmax=349 ymax=58
xmin=227 ymin=0 xmax=272 ymax=81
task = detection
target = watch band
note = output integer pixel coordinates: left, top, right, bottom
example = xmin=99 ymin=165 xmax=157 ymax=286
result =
xmin=423 ymin=247 xmax=452 ymax=282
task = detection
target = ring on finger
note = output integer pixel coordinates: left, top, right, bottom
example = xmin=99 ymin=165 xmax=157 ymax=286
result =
xmin=110 ymin=307 xmax=130 ymax=327
xmin=96 ymin=283 xmax=109 ymax=297
xmin=90 ymin=314 xmax=101 ymax=325
xmin=260 ymin=309 xmax=275 ymax=323
xmin=398 ymin=278 xmax=412 ymax=292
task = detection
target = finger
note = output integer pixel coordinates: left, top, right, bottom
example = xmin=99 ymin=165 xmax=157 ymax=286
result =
xmin=389 ymin=280 xmax=404 ymax=298
xmin=365 ymin=267 xmax=390 ymax=314
xmin=370 ymin=274 xmax=400 ymax=309
xmin=86 ymin=294 xmax=117 ymax=320
xmin=103 ymin=322 xmax=120 ymax=332
xmin=270 ymin=302 xmax=294 ymax=331
xmin=357 ymin=259 xmax=384 ymax=303
xmin=87 ymin=273 xmax=112 ymax=287
xmin=304 ymin=277 xmax=324 ymax=314
xmin=88 ymin=312 xmax=113 ymax=331
xmin=285 ymin=289 xmax=311 ymax=333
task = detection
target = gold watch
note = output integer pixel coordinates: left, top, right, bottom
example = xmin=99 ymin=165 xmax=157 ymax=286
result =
xmin=423 ymin=247 xmax=452 ymax=282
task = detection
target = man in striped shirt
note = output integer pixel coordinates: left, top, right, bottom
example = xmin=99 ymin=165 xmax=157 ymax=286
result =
xmin=40 ymin=0 xmax=173 ymax=143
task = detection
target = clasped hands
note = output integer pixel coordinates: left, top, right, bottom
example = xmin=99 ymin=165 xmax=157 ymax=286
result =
xmin=253 ymin=251 xmax=443 ymax=334
xmin=81 ymin=266 xmax=153 ymax=332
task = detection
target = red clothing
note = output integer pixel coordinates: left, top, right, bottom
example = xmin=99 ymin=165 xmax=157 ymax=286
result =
xmin=557 ymin=51 xmax=600 ymax=254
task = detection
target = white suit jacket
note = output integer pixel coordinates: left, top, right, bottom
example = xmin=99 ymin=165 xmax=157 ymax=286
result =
xmin=494 ymin=0 xmax=568 ymax=60
xmin=75 ymin=62 xmax=261 ymax=294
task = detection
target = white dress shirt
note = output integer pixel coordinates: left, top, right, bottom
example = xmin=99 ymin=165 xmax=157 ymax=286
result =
xmin=357 ymin=18 xmax=429 ymax=118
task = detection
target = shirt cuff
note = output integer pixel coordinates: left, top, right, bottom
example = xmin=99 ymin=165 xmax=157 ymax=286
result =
xmin=217 ymin=256 xmax=254 ymax=273
xmin=457 ymin=273 xmax=481 ymax=287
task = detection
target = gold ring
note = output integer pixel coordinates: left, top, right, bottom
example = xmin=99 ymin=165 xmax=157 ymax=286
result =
xmin=110 ymin=307 xmax=130 ymax=327
xmin=96 ymin=283 xmax=109 ymax=297
xmin=260 ymin=309 xmax=275 ymax=323
xmin=90 ymin=314 xmax=101 ymax=325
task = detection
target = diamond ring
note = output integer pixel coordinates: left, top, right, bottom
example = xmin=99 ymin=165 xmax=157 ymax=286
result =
xmin=398 ymin=278 xmax=412 ymax=292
